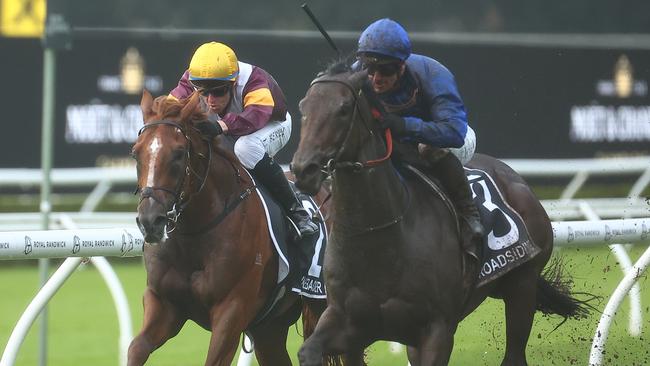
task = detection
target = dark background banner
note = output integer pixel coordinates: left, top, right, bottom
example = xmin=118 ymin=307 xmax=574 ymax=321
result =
xmin=2 ymin=36 xmax=648 ymax=168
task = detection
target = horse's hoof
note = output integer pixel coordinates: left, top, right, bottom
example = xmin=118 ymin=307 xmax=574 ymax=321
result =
xmin=297 ymin=348 xmax=322 ymax=366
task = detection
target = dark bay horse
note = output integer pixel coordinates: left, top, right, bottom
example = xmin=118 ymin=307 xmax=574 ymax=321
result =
xmin=291 ymin=65 xmax=588 ymax=366
xmin=128 ymin=91 xmax=331 ymax=366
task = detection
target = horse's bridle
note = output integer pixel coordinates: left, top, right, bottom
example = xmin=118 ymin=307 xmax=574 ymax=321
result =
xmin=307 ymin=75 xmax=409 ymax=236
xmin=135 ymin=119 xmax=212 ymax=231
xmin=308 ymin=75 xmax=393 ymax=175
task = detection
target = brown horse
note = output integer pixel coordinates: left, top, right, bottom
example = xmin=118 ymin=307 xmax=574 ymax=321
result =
xmin=291 ymin=64 xmax=588 ymax=366
xmin=128 ymin=91 xmax=331 ymax=366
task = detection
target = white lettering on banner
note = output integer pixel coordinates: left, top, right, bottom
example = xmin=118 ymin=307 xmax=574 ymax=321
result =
xmin=31 ymin=240 xmax=67 ymax=249
xmin=65 ymin=104 xmax=142 ymax=144
xmin=570 ymin=105 xmax=650 ymax=142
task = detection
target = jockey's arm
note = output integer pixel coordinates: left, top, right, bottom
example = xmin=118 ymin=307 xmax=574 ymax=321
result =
xmin=222 ymin=69 xmax=284 ymax=136
xmin=168 ymin=70 xmax=194 ymax=100
xmin=222 ymin=92 xmax=274 ymax=136
xmin=402 ymin=67 xmax=468 ymax=148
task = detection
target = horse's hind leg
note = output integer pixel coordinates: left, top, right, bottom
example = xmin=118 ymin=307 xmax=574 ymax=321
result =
xmin=127 ymin=289 xmax=186 ymax=366
xmin=248 ymin=301 xmax=302 ymax=366
xmin=498 ymin=180 xmax=552 ymax=366
xmin=499 ymin=266 xmax=538 ymax=366
xmin=249 ymin=323 xmax=292 ymax=366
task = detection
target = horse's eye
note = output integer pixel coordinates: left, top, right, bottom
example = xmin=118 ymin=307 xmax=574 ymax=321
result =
xmin=171 ymin=149 xmax=185 ymax=161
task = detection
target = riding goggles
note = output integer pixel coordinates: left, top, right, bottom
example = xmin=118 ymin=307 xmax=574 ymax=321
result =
xmin=364 ymin=62 xmax=401 ymax=77
xmin=190 ymin=80 xmax=232 ymax=97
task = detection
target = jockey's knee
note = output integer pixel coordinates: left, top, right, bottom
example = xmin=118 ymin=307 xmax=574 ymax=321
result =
xmin=234 ymin=136 xmax=266 ymax=169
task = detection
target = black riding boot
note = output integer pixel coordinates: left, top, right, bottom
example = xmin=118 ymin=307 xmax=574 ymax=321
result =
xmin=251 ymin=154 xmax=319 ymax=238
xmin=429 ymin=152 xmax=484 ymax=241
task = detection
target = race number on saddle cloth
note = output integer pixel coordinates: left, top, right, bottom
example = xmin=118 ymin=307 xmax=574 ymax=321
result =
xmin=403 ymin=164 xmax=541 ymax=287
xmin=466 ymin=168 xmax=540 ymax=286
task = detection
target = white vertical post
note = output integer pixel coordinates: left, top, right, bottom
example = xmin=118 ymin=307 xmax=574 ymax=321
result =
xmin=90 ymin=257 xmax=133 ymax=366
xmin=589 ymin=246 xmax=650 ymax=365
xmin=578 ymin=202 xmax=643 ymax=336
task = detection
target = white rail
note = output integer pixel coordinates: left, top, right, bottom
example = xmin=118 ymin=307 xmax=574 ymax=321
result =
xmin=0 ymin=226 xmax=255 ymax=366
xmin=0 ymin=227 xmax=144 ymax=260
xmin=2 ymin=157 xmax=650 ymax=187
xmin=589 ymin=246 xmax=650 ymax=366
xmin=551 ymin=218 xmax=650 ymax=247
xmin=1 ymin=156 xmax=649 ymax=214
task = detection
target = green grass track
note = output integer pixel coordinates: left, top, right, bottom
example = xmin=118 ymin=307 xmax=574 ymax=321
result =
xmin=1 ymin=246 xmax=649 ymax=365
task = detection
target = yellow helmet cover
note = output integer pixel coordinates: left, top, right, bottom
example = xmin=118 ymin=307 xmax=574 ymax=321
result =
xmin=188 ymin=42 xmax=239 ymax=81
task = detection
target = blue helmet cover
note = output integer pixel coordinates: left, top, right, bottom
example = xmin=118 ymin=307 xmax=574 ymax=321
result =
xmin=357 ymin=18 xmax=412 ymax=61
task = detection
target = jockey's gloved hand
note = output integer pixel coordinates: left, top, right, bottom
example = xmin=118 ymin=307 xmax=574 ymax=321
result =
xmin=380 ymin=114 xmax=407 ymax=137
xmin=195 ymin=120 xmax=223 ymax=138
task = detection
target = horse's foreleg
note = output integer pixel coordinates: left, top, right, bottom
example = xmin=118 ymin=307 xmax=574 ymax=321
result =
xmin=127 ymin=288 xmax=186 ymax=366
xmin=204 ymin=300 xmax=249 ymax=366
xmin=413 ymin=320 xmax=456 ymax=366
xmin=406 ymin=346 xmax=420 ymax=365
xmin=298 ymin=306 xmax=365 ymax=366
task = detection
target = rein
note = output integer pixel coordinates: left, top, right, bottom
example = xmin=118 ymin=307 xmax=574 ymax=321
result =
xmin=309 ymin=77 xmax=393 ymax=174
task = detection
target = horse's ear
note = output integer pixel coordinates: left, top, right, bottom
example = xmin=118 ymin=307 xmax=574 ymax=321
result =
xmin=350 ymin=69 xmax=369 ymax=87
xmin=140 ymin=89 xmax=155 ymax=122
xmin=180 ymin=91 xmax=200 ymax=122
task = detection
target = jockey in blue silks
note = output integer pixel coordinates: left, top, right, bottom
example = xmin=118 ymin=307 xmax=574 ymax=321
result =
xmin=356 ymin=18 xmax=484 ymax=241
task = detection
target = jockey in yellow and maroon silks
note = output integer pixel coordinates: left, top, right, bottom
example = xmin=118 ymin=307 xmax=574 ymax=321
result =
xmin=170 ymin=42 xmax=318 ymax=238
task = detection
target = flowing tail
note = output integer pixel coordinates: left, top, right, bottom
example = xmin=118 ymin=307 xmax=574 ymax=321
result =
xmin=536 ymin=257 xmax=599 ymax=328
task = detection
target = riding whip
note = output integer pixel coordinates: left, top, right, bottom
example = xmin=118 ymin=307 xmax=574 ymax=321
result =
xmin=301 ymin=3 xmax=341 ymax=56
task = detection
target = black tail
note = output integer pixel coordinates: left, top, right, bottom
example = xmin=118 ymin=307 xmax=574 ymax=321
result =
xmin=536 ymin=257 xmax=598 ymax=327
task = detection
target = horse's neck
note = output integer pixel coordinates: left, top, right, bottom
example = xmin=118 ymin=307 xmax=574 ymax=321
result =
xmin=331 ymin=139 xmax=407 ymax=235
xmin=177 ymin=142 xmax=248 ymax=229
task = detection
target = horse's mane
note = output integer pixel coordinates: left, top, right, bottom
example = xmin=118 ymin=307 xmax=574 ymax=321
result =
xmin=147 ymin=93 xmax=241 ymax=167
xmin=151 ymin=94 xmax=207 ymax=123
xmin=323 ymin=59 xmax=352 ymax=76
xmin=319 ymin=54 xmax=358 ymax=77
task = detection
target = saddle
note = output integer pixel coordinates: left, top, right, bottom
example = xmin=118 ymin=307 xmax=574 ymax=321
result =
xmin=399 ymin=163 xmax=541 ymax=287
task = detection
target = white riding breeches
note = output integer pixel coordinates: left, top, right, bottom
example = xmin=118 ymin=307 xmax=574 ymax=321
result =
xmin=450 ymin=126 xmax=476 ymax=165
xmin=233 ymin=112 xmax=292 ymax=169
